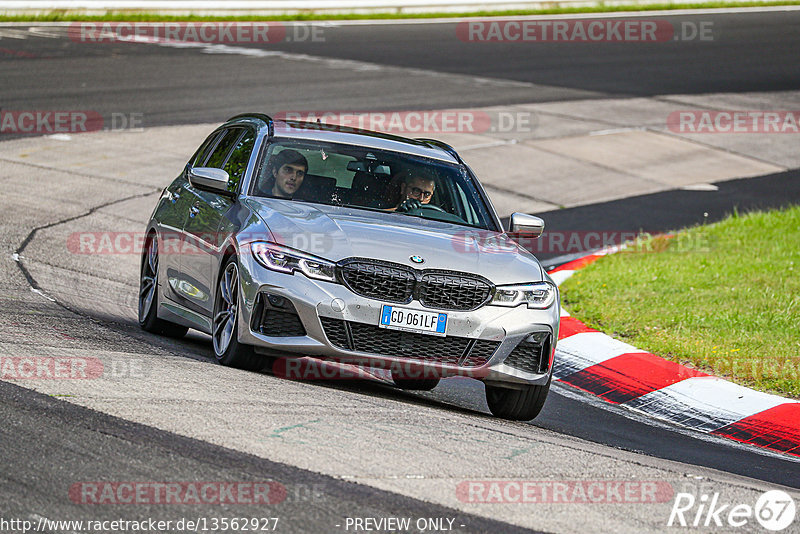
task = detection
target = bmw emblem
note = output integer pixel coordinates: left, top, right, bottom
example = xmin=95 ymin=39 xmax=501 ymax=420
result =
xmin=410 ymin=255 xmax=425 ymax=264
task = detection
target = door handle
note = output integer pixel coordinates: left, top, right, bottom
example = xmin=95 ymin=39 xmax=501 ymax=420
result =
xmin=170 ymin=191 xmax=181 ymax=203
xmin=189 ymin=203 xmax=200 ymax=218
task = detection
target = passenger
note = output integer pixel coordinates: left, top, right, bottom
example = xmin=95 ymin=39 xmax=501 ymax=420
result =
xmin=265 ymin=149 xmax=308 ymax=199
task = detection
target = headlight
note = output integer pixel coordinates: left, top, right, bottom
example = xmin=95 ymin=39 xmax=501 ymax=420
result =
xmin=490 ymin=281 xmax=556 ymax=309
xmin=250 ymin=242 xmax=337 ymax=282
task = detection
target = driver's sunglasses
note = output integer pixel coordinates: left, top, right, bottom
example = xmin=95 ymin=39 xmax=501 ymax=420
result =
xmin=409 ymin=187 xmax=434 ymax=200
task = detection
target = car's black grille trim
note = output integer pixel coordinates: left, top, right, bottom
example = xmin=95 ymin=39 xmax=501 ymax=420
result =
xmin=457 ymin=338 xmax=477 ymax=365
xmin=339 ymin=259 xmax=416 ymax=304
xmin=260 ymin=309 xmax=307 ymax=337
xmin=344 ymin=320 xmax=355 ymax=351
xmin=251 ymin=294 xmax=306 ymax=337
xmin=465 ymin=340 xmax=504 ymax=368
xmin=337 ymin=258 xmax=494 ymax=312
xmin=321 ymin=317 xmax=350 ymax=349
xmin=504 ymin=334 xmax=551 ymax=374
xmin=320 ymin=318 xmax=498 ymax=367
xmin=418 ymin=270 xmax=493 ymax=311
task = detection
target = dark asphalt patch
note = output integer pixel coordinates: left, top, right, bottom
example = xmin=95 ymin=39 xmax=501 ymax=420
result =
xmin=525 ymin=168 xmax=800 ymax=264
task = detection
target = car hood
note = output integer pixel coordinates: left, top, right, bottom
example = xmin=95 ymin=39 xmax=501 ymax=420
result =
xmin=247 ymin=199 xmax=544 ymax=285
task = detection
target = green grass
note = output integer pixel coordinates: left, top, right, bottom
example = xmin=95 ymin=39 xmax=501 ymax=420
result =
xmin=560 ymin=206 xmax=800 ymax=398
xmin=2 ymin=1 xmax=800 ymax=22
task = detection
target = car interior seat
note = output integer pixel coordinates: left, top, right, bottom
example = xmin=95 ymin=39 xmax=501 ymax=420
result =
xmin=349 ymin=171 xmax=393 ymax=208
xmin=293 ymin=174 xmax=336 ymax=204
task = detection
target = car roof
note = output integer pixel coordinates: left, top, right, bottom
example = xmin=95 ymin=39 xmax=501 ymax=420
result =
xmin=225 ymin=114 xmax=461 ymax=164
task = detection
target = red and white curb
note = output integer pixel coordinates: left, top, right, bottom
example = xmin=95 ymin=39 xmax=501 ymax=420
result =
xmin=549 ymin=251 xmax=800 ymax=458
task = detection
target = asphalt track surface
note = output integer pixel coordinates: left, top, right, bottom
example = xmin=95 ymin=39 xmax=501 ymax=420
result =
xmin=1 ymin=11 xmax=799 ymax=128
xmin=0 ymin=379 xmax=531 ymax=533
xmin=1 ymin=10 xmax=800 ymax=532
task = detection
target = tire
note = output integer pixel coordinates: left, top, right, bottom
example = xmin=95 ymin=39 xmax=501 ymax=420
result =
xmin=138 ymin=233 xmax=188 ymax=338
xmin=485 ymin=374 xmax=551 ymax=421
xmin=212 ymin=256 xmax=264 ymax=371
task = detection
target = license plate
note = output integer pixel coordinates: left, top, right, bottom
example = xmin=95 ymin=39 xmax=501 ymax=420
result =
xmin=379 ymin=305 xmax=447 ymax=336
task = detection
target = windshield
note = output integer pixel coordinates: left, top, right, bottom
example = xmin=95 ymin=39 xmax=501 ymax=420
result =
xmin=250 ymin=138 xmax=498 ymax=231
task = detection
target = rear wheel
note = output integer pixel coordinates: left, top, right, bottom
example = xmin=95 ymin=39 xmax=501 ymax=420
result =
xmin=212 ymin=256 xmax=264 ymax=371
xmin=138 ymin=233 xmax=188 ymax=338
xmin=485 ymin=374 xmax=551 ymax=421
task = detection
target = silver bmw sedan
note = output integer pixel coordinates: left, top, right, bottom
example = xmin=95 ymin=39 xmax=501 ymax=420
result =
xmin=139 ymin=113 xmax=560 ymax=420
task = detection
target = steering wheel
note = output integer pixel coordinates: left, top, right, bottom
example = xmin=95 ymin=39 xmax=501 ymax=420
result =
xmin=396 ymin=201 xmax=464 ymax=223
xmin=417 ymin=203 xmax=447 ymax=214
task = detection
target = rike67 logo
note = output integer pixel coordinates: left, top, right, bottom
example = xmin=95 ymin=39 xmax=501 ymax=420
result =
xmin=668 ymin=490 xmax=796 ymax=531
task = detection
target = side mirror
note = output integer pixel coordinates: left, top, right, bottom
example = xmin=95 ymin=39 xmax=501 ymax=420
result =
xmin=508 ymin=212 xmax=544 ymax=238
xmin=188 ymin=167 xmax=231 ymax=195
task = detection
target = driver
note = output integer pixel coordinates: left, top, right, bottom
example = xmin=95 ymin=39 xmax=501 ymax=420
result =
xmin=395 ymin=174 xmax=436 ymax=212
xmin=264 ymin=149 xmax=308 ymax=198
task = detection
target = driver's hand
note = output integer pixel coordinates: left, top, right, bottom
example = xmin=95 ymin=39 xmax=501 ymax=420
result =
xmin=396 ymin=198 xmax=422 ymax=213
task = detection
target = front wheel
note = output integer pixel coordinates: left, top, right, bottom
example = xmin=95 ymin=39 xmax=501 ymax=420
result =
xmin=138 ymin=233 xmax=188 ymax=338
xmin=212 ymin=257 xmax=264 ymax=371
xmin=485 ymin=374 xmax=551 ymax=421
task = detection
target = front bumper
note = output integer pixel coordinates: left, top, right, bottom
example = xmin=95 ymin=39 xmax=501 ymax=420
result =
xmin=237 ymin=253 xmax=560 ymax=386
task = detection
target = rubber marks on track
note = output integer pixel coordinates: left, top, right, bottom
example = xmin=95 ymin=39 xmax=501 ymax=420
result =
xmin=713 ymin=404 xmax=800 ymax=454
xmin=549 ymin=250 xmax=800 ymax=457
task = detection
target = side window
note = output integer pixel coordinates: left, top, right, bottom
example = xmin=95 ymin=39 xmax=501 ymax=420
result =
xmin=192 ymin=131 xmax=224 ymax=168
xmin=222 ymin=129 xmax=256 ymax=193
xmin=205 ymin=128 xmax=244 ymax=169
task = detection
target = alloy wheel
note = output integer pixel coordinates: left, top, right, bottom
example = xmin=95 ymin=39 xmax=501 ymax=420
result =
xmin=213 ymin=262 xmax=239 ymax=357
xmin=138 ymin=236 xmax=158 ymax=322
